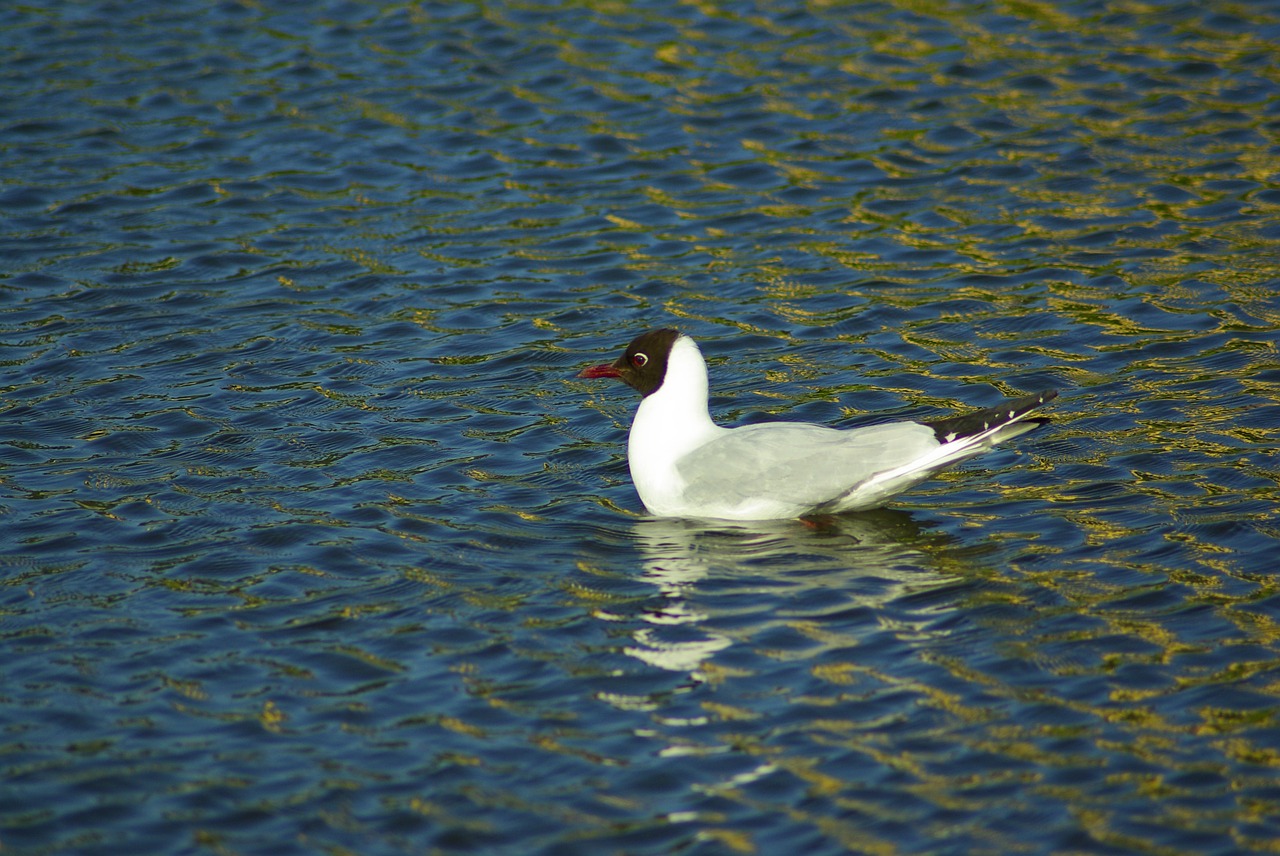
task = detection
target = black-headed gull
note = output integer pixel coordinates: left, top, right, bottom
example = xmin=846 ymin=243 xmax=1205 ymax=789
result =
xmin=578 ymin=328 xmax=1057 ymax=521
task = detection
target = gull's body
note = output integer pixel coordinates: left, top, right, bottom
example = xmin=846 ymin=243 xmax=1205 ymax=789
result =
xmin=579 ymin=329 xmax=1056 ymax=521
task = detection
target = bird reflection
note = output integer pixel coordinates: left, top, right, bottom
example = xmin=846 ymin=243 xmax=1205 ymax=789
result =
xmin=622 ymin=510 xmax=956 ymax=674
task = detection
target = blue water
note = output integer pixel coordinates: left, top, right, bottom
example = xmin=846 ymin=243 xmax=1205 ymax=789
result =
xmin=4 ymin=1 xmax=1280 ymax=853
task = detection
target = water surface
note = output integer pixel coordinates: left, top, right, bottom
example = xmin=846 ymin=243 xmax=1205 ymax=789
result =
xmin=4 ymin=1 xmax=1280 ymax=853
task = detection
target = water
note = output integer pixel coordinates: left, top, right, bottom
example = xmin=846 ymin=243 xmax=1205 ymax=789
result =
xmin=4 ymin=1 xmax=1280 ymax=853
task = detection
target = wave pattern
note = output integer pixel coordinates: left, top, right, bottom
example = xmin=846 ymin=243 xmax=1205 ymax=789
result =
xmin=3 ymin=1 xmax=1280 ymax=853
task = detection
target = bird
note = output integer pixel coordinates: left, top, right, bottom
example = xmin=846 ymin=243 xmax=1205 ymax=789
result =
xmin=577 ymin=328 xmax=1056 ymax=521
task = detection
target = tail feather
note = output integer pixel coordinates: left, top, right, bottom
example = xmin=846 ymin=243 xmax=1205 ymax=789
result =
xmin=818 ymin=389 xmax=1059 ymax=513
xmin=924 ymin=390 xmax=1058 ymax=444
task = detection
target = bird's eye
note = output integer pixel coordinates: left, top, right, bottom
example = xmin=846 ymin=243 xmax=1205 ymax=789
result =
xmin=631 ymin=352 xmax=648 ymax=367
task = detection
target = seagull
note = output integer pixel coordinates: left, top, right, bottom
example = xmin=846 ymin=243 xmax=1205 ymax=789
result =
xmin=578 ymin=328 xmax=1057 ymax=521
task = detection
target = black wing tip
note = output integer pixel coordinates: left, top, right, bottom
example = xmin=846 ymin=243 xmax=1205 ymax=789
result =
xmin=925 ymin=389 xmax=1059 ymax=444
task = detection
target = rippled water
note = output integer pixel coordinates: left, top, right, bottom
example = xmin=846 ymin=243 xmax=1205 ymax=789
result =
xmin=4 ymin=1 xmax=1280 ymax=853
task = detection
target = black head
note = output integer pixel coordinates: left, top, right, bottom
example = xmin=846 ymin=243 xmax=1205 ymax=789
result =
xmin=577 ymin=328 xmax=680 ymax=397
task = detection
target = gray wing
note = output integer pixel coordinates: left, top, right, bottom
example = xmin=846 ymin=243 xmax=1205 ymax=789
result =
xmin=673 ymin=421 xmax=940 ymax=511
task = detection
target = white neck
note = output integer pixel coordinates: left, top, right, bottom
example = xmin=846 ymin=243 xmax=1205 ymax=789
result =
xmin=634 ymin=336 xmax=717 ymax=442
xmin=627 ymin=336 xmax=724 ymax=513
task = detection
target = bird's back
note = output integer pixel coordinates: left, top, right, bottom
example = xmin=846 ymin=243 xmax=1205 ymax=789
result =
xmin=670 ymin=420 xmax=941 ymax=519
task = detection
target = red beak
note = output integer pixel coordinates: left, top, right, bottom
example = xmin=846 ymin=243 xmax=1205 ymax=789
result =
xmin=577 ymin=363 xmax=622 ymax=379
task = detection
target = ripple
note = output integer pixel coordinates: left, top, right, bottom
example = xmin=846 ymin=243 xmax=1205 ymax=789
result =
xmin=4 ymin=1 xmax=1280 ymax=853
